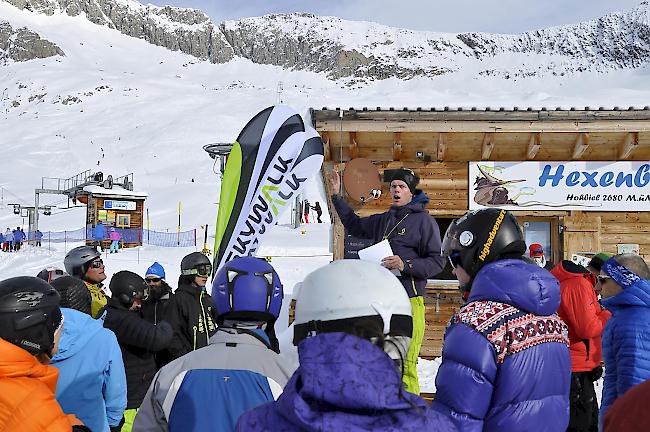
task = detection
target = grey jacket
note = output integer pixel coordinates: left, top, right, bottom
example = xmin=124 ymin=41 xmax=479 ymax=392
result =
xmin=133 ymin=328 xmax=295 ymax=432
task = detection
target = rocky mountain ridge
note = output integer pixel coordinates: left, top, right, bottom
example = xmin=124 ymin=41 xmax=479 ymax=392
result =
xmin=2 ymin=0 xmax=650 ymax=81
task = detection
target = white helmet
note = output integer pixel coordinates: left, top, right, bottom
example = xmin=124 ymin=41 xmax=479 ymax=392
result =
xmin=293 ymin=260 xmax=413 ymax=371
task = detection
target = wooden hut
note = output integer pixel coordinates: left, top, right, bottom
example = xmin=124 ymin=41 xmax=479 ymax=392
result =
xmin=80 ymin=185 xmax=148 ymax=248
xmin=312 ymin=107 xmax=650 ymax=358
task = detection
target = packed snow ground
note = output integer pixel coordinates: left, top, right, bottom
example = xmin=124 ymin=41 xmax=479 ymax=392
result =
xmin=0 ymin=1 xmax=633 ymax=396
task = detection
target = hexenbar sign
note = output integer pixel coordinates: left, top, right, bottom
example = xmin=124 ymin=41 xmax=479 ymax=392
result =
xmin=469 ymin=161 xmax=650 ymax=212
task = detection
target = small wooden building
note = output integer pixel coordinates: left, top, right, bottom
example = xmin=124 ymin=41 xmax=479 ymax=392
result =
xmin=79 ymin=185 xmax=148 ymax=248
xmin=313 ymin=107 xmax=650 ymax=357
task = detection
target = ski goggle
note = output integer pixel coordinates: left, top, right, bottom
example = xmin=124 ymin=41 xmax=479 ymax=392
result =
xmin=89 ymin=259 xmax=104 ymax=269
xmin=448 ymin=252 xmax=462 ymax=269
xmin=182 ymin=263 xmax=213 ymax=278
xmin=145 ymin=277 xmax=162 ymax=283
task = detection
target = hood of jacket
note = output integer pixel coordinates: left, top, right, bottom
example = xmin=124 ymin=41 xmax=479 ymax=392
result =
xmin=51 ymin=308 xmax=106 ymax=361
xmin=550 ymin=260 xmax=592 ymax=283
xmin=469 ymin=258 xmax=560 ymax=316
xmin=390 ymin=191 xmax=429 ymax=217
xmin=602 ymin=277 xmax=650 ymax=311
xmin=275 ymin=332 xmax=430 ymax=426
xmin=176 ymin=280 xmax=204 ymax=297
xmin=0 ymin=338 xmax=59 ymax=391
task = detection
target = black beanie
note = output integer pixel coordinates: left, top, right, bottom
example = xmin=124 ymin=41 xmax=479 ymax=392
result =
xmin=389 ymin=168 xmax=420 ymax=194
xmin=50 ymin=276 xmax=93 ymax=316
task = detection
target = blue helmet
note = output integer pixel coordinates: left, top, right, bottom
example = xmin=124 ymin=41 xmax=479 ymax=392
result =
xmin=212 ymin=256 xmax=283 ymax=324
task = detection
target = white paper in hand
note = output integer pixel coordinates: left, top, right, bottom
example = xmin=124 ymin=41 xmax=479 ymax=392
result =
xmin=358 ymin=239 xmax=401 ymax=276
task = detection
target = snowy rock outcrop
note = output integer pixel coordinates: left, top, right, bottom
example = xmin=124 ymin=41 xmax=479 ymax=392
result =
xmin=3 ymin=0 xmax=650 ymax=80
xmin=221 ymin=5 xmax=650 ymax=79
xmin=3 ymin=0 xmax=234 ymax=63
xmin=0 ymin=20 xmax=64 ymax=62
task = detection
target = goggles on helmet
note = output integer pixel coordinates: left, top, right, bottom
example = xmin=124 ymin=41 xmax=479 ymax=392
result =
xmin=182 ymin=263 xmax=213 ymax=278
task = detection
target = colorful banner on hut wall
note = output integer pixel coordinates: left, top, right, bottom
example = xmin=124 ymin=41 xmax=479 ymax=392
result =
xmin=469 ymin=161 xmax=650 ymax=211
xmin=213 ymin=105 xmax=325 ymax=275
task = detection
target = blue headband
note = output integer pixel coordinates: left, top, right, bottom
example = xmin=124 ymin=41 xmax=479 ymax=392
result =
xmin=602 ymin=257 xmax=641 ymax=288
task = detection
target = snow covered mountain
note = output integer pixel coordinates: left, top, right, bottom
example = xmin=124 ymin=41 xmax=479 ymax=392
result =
xmin=3 ymin=0 xmax=650 ymax=81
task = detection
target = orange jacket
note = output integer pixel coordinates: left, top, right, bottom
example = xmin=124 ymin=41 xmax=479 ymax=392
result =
xmin=551 ymin=261 xmax=611 ymax=372
xmin=0 ymin=338 xmax=82 ymax=431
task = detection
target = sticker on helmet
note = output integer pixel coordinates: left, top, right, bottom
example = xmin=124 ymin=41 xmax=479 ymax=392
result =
xmin=459 ymin=231 xmax=474 ymax=247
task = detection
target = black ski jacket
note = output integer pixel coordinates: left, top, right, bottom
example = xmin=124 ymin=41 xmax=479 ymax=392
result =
xmin=167 ymin=281 xmax=217 ymax=360
xmin=141 ymin=280 xmax=173 ymax=369
xmin=101 ymin=300 xmax=173 ymax=408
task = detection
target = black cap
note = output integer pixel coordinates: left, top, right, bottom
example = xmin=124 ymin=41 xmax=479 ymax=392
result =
xmin=388 ymin=168 xmax=419 ymax=194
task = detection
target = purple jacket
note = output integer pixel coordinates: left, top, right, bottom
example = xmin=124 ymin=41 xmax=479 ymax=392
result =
xmin=332 ymin=191 xmax=444 ymax=297
xmin=237 ymin=332 xmax=456 ymax=432
xmin=431 ymin=259 xmax=571 ymax=432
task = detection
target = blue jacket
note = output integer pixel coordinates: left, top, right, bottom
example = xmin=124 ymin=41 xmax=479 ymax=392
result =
xmin=51 ymin=308 xmax=127 ymax=432
xmin=237 ymin=332 xmax=456 ymax=431
xmin=134 ymin=328 xmax=294 ymax=432
xmin=332 ymin=191 xmax=444 ymax=297
xmin=431 ymin=259 xmax=571 ymax=432
xmin=600 ymin=277 xmax=650 ymax=420
xmin=94 ymin=223 xmax=106 ymax=240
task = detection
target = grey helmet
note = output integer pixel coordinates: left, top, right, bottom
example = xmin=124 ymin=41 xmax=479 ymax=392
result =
xmin=64 ymin=245 xmax=101 ymax=277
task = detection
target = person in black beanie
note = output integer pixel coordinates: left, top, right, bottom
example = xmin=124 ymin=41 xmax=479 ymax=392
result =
xmin=330 ymin=166 xmax=444 ymax=394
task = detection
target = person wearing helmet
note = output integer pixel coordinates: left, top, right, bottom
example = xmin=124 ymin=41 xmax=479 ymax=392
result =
xmin=133 ymin=256 xmax=293 ymax=432
xmin=166 ymin=252 xmax=217 ymax=360
xmin=101 ymin=271 xmax=173 ymax=432
xmin=141 ymin=262 xmax=174 ymax=370
xmin=330 ymin=167 xmax=444 ymax=394
xmin=50 ymin=276 xmax=128 ymax=432
xmin=64 ymin=245 xmax=108 ymax=318
xmin=237 ymin=260 xmax=456 ymax=431
xmin=37 ymin=266 xmax=69 ymax=284
xmin=431 ymin=208 xmax=571 ymax=431
xmin=0 ymin=276 xmax=90 ymax=431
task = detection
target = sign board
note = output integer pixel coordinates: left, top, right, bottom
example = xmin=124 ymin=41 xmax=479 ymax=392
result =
xmin=469 ymin=162 xmax=650 ymax=211
xmin=617 ymin=243 xmax=640 ymax=255
xmin=104 ymin=200 xmax=136 ymax=211
xmin=98 ymin=210 xmax=116 ymax=224
xmin=343 ymin=234 xmax=375 ymax=259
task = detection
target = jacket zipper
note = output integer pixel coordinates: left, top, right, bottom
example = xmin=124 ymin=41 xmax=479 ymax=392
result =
xmin=193 ymin=326 xmax=198 ymax=350
xmin=199 ymin=290 xmax=210 ymax=347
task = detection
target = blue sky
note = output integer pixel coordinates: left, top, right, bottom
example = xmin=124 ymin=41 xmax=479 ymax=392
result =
xmin=146 ymin=0 xmax=643 ymax=33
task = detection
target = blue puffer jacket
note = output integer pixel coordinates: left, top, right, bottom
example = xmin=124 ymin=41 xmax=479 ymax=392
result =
xmin=600 ymin=277 xmax=650 ymax=421
xmin=51 ymin=308 xmax=127 ymax=432
xmin=431 ymin=259 xmax=571 ymax=432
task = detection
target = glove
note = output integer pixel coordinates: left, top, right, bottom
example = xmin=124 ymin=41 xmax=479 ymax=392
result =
xmin=587 ymin=365 xmax=604 ymax=382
